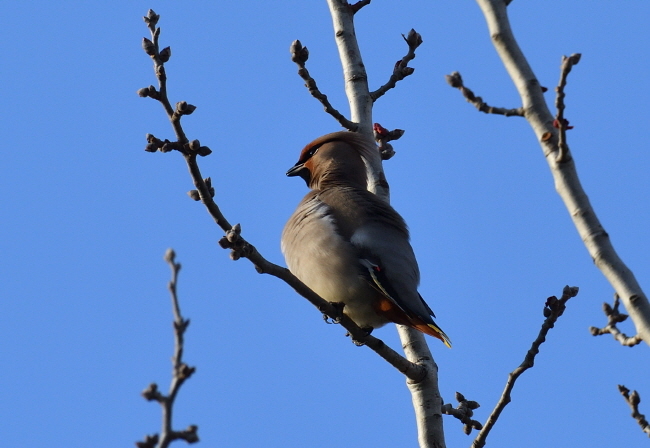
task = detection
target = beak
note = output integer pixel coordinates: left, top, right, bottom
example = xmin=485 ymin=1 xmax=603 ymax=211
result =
xmin=286 ymin=163 xmax=305 ymax=177
xmin=286 ymin=162 xmax=311 ymax=185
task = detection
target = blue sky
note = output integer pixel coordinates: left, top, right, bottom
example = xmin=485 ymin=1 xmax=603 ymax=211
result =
xmin=1 ymin=1 xmax=648 ymax=447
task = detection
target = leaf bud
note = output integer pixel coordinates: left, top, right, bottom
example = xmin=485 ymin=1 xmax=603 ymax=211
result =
xmin=445 ymin=72 xmax=463 ymax=88
xmin=197 ymin=146 xmax=212 ymax=157
xmin=189 ymin=139 xmax=201 ymax=151
xmin=142 ymin=38 xmax=156 ymax=56
xmin=159 ymin=46 xmax=171 ymax=62
xmin=143 ymin=9 xmax=160 ymax=26
xmin=187 ymin=190 xmax=201 ymax=201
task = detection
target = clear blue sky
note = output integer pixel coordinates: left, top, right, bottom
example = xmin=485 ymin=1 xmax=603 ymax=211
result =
xmin=1 ymin=1 xmax=648 ymax=447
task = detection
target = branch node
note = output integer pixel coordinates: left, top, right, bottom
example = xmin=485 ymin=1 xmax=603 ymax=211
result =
xmin=218 ymin=223 xmax=254 ymax=260
xmin=442 ymin=391 xmax=483 ymax=435
xmin=590 ymin=293 xmax=643 ymax=346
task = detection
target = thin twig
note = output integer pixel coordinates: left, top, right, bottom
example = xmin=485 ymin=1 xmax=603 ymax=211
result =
xmin=589 ymin=293 xmax=643 ymax=347
xmin=370 ymin=29 xmax=422 ymax=102
xmin=445 ymin=71 xmax=524 ymax=117
xmin=442 ymin=392 xmax=482 ymax=435
xmin=471 ymin=286 xmax=579 ymax=448
xmin=289 ymin=40 xmax=357 ymax=131
xmin=137 ymin=248 xmax=198 ymax=448
xmin=138 ymin=10 xmax=425 ymax=382
xmin=618 ymin=385 xmax=650 ymax=438
xmin=554 ymin=53 xmax=581 ymax=163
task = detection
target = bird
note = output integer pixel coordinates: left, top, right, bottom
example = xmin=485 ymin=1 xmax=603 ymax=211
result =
xmin=281 ymin=131 xmax=451 ymax=347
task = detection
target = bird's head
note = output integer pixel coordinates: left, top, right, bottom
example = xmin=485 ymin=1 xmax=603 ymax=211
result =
xmin=287 ymin=131 xmax=380 ymax=190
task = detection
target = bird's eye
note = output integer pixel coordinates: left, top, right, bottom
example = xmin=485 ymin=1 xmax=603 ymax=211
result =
xmin=302 ymin=145 xmax=319 ymax=162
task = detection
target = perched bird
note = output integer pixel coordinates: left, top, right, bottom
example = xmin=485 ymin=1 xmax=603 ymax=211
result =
xmin=282 ymin=131 xmax=451 ymax=347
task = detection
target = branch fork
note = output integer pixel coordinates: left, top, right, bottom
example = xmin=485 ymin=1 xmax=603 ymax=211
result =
xmin=442 ymin=391 xmax=482 ymax=435
xmin=589 ymin=293 xmax=643 ymax=347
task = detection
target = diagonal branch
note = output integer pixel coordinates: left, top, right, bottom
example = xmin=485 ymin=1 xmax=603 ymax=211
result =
xmin=618 ymin=385 xmax=650 ymax=438
xmin=370 ymin=29 xmax=423 ymax=102
xmin=138 ymin=10 xmax=426 ymax=383
xmin=589 ymin=293 xmax=643 ymax=347
xmin=445 ymin=71 xmax=524 ymax=117
xmin=474 ymin=0 xmax=650 ymax=346
xmin=471 ymin=286 xmax=579 ymax=448
xmin=290 ymin=40 xmax=357 ymax=131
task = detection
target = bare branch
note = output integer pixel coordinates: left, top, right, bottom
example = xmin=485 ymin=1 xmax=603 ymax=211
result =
xmin=589 ymin=293 xmax=643 ymax=347
xmin=138 ymin=10 xmax=425 ymax=382
xmin=618 ymin=385 xmax=650 ymax=438
xmin=474 ymin=0 xmax=650 ymax=346
xmin=445 ymin=71 xmax=524 ymax=117
xmin=371 ymin=29 xmax=422 ymax=102
xmin=137 ymin=248 xmax=198 ymax=448
xmin=324 ymin=4 xmax=449 ymax=446
xmin=138 ymin=10 xmax=189 ymax=145
xmin=326 ymin=0 xmax=374 ymax=138
xmin=349 ymin=0 xmax=371 ymax=14
xmin=471 ymin=286 xmax=579 ymax=448
xmin=289 ymin=40 xmax=357 ymax=131
xmin=325 ymin=4 xmax=447 ymax=446
xmin=398 ymin=326 xmax=447 ymax=448
xmin=442 ymin=391 xmax=482 ymax=435
xmin=553 ymin=53 xmax=581 ymax=163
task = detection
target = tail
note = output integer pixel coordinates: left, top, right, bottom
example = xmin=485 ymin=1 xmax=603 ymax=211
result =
xmin=413 ymin=321 xmax=452 ymax=348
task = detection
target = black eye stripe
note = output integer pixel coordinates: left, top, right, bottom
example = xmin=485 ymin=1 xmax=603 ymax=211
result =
xmin=301 ymin=143 xmax=322 ymax=162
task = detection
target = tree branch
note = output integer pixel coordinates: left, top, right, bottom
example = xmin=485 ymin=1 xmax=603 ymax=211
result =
xmin=138 ymin=10 xmax=426 ymax=382
xmin=474 ymin=0 xmax=650 ymax=346
xmin=326 ymin=3 xmax=447 ymax=446
xmin=349 ymin=0 xmax=371 ymax=14
xmin=445 ymin=71 xmax=524 ymax=117
xmin=618 ymin=385 xmax=650 ymax=438
xmin=325 ymin=0 xmax=393 ymax=202
xmin=471 ymin=286 xmax=579 ymax=448
xmin=370 ymin=29 xmax=422 ymax=102
xmin=289 ymin=40 xmax=357 ymax=131
xmin=589 ymin=293 xmax=643 ymax=347
xmin=442 ymin=392 xmax=482 ymax=435
xmin=137 ymin=248 xmax=198 ymax=448
xmin=553 ymin=53 xmax=581 ymax=163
